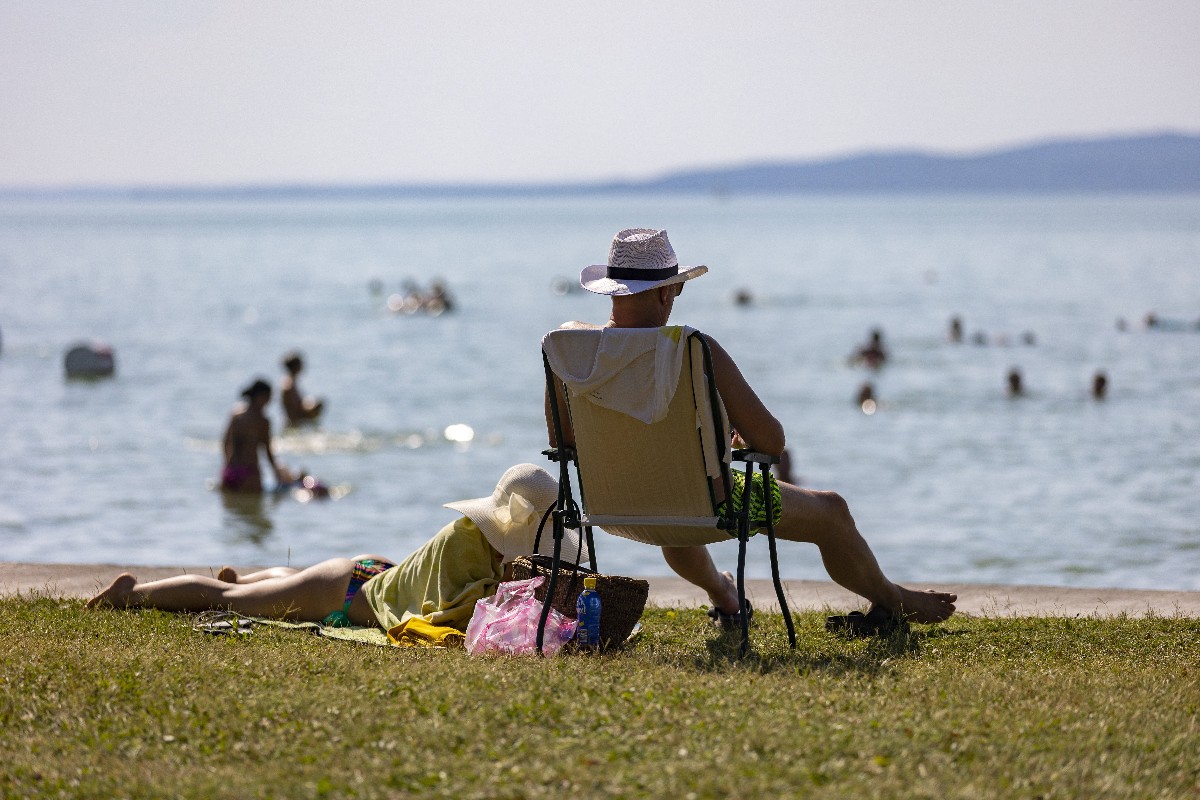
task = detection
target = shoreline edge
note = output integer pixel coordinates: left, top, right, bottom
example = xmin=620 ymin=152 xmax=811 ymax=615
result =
xmin=4 ymin=561 xmax=1199 ymax=618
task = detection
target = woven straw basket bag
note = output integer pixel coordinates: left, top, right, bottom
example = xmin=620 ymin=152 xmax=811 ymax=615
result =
xmin=510 ymin=555 xmax=648 ymax=650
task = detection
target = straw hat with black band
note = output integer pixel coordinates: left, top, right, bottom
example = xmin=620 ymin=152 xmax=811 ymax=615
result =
xmin=579 ymin=228 xmax=708 ymax=296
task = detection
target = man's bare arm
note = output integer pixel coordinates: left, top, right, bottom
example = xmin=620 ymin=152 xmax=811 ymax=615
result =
xmin=703 ymin=334 xmax=786 ymax=457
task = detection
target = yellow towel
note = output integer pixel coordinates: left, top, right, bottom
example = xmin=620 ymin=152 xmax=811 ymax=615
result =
xmin=387 ymin=617 xmax=466 ymax=648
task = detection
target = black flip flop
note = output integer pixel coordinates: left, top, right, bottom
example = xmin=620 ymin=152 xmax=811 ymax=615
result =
xmin=707 ymin=599 xmax=754 ymax=631
xmin=825 ymin=606 xmax=908 ymax=638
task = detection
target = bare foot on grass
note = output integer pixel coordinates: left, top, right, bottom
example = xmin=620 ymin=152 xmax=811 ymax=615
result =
xmin=87 ymin=573 xmax=137 ymax=609
xmin=889 ymin=587 xmax=957 ymax=624
xmin=217 ymin=567 xmax=238 ymax=583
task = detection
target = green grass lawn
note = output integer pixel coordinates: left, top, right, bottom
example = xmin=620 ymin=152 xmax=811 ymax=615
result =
xmin=2 ymin=595 xmax=1198 ymax=799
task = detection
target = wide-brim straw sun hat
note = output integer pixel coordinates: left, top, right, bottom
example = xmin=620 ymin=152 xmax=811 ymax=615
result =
xmin=580 ymin=228 xmax=708 ymax=296
xmin=444 ymin=463 xmax=586 ymax=564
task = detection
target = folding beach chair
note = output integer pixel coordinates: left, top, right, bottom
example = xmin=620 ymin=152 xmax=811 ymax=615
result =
xmin=538 ymin=326 xmax=797 ymax=656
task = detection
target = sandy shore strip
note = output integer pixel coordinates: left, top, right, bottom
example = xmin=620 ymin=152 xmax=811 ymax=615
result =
xmin=4 ymin=561 xmax=1199 ymax=618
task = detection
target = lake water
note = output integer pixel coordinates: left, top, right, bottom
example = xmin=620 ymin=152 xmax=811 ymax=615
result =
xmin=1 ymin=194 xmax=1197 ymax=590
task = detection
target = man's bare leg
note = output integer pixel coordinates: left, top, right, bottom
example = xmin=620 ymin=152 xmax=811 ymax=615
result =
xmin=773 ymin=483 xmax=956 ymax=623
xmin=661 ymin=546 xmax=740 ymax=614
xmin=87 ymin=559 xmax=357 ymax=622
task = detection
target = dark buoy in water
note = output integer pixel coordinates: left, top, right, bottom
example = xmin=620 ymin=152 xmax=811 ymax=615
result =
xmin=64 ymin=342 xmax=116 ymax=378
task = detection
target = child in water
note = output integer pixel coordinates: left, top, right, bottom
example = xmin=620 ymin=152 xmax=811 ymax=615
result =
xmin=280 ymin=351 xmax=325 ymax=426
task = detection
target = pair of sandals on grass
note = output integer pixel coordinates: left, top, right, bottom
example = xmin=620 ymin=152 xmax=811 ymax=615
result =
xmin=707 ymin=601 xmax=908 ymax=638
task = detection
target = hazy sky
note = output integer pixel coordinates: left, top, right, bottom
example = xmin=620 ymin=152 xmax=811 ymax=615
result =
xmin=2 ymin=1 xmax=1198 ymax=187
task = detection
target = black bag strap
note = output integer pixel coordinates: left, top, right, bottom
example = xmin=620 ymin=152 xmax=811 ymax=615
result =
xmin=532 ymin=503 xmax=587 ymax=572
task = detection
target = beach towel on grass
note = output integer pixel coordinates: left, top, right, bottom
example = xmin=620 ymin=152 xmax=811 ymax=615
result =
xmin=247 ymin=617 xmax=392 ymax=647
xmin=247 ymin=617 xmax=465 ymax=648
xmin=543 ymin=325 xmax=696 ymax=424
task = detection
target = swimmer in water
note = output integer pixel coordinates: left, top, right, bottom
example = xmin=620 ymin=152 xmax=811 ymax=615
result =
xmin=280 ymin=351 xmax=324 ymax=426
xmin=423 ymin=280 xmax=455 ymax=315
xmin=857 ymin=381 xmax=878 ymax=414
xmin=221 ymin=379 xmax=288 ymax=493
xmin=851 ymin=328 xmax=888 ymax=369
xmin=1007 ymin=368 xmax=1025 ymax=398
xmin=857 ymin=381 xmax=876 ymax=406
xmin=948 ymin=316 xmax=963 ymax=343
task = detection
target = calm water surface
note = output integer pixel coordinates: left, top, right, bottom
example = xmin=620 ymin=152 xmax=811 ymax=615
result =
xmin=1 ymin=195 xmax=1197 ymax=589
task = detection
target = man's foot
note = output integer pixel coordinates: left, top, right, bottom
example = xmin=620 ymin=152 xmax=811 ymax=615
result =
xmin=892 ymin=587 xmax=957 ymax=624
xmin=708 ymin=599 xmax=754 ymax=631
xmin=217 ymin=567 xmax=238 ymax=583
xmin=709 ymin=570 xmax=741 ymax=617
xmin=826 ymin=588 xmax=956 ymax=637
xmin=87 ymin=573 xmax=137 ymax=609
xmin=705 ymin=570 xmax=753 ymax=630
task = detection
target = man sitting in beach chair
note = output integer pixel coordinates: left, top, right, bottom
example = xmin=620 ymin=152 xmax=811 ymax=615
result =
xmin=543 ymin=322 xmax=796 ymax=652
xmin=544 ymin=228 xmax=957 ymax=636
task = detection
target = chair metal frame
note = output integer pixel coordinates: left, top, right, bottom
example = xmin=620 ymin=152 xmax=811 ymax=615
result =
xmin=538 ymin=329 xmax=797 ymax=656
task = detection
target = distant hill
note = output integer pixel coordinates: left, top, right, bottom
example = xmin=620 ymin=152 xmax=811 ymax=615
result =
xmin=627 ymin=132 xmax=1200 ymax=194
xmin=4 ymin=132 xmax=1199 ymax=198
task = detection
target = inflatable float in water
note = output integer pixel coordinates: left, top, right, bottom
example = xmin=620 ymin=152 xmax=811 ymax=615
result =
xmin=64 ymin=342 xmax=116 ymax=378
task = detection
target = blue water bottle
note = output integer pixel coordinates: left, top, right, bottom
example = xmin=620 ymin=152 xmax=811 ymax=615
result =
xmin=575 ymin=575 xmax=602 ymax=651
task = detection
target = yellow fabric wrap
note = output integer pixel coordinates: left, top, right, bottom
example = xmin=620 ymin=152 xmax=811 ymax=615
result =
xmin=387 ymin=617 xmax=467 ymax=648
xmin=361 ymin=517 xmax=502 ymax=633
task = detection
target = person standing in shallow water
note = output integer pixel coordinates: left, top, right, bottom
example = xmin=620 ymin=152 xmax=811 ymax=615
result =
xmin=221 ymin=379 xmax=287 ymax=493
xmin=280 ymin=351 xmax=325 ymax=426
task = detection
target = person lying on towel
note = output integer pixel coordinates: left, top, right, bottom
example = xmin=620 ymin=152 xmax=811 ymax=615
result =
xmin=88 ymin=464 xmax=580 ymax=642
